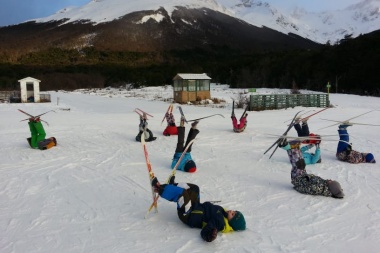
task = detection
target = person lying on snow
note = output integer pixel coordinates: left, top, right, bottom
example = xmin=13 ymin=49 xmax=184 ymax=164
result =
xmin=27 ymin=117 xmax=57 ymax=150
xmin=135 ymin=113 xmax=157 ymax=142
xmin=294 ymin=118 xmax=322 ymax=164
xmin=151 ymin=176 xmax=246 ymax=242
xmin=279 ymin=139 xmax=344 ymax=198
xmin=171 ymin=117 xmax=199 ymax=173
xmin=336 ymin=123 xmax=376 ymax=164
xmin=163 ymin=110 xmax=178 ymax=136
xmin=231 ymin=111 xmax=248 ymax=133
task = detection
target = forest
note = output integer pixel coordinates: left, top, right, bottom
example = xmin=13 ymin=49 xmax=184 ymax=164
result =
xmin=0 ymin=30 xmax=379 ymax=96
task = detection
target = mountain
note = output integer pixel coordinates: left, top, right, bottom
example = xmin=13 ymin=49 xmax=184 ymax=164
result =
xmin=30 ymin=0 xmax=380 ymax=44
xmin=0 ymin=1 xmax=320 ymax=58
xmin=226 ymin=0 xmax=380 ymax=44
xmin=0 ymin=0 xmax=379 ymax=95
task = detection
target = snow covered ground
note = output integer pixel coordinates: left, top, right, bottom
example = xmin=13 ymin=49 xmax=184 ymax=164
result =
xmin=1 ymin=85 xmax=379 ymax=253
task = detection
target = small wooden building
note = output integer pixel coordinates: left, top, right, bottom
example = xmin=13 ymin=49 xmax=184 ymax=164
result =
xmin=18 ymin=77 xmax=41 ymax=103
xmin=173 ymin=73 xmax=211 ymax=103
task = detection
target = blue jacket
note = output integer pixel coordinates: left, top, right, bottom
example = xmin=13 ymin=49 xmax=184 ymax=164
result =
xmin=171 ymin=152 xmax=193 ymax=171
xmin=301 ymin=144 xmax=321 ymax=165
xmin=281 ymin=142 xmax=320 ymax=166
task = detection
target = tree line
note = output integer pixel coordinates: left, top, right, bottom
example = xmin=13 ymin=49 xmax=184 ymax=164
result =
xmin=0 ymin=30 xmax=379 ymax=95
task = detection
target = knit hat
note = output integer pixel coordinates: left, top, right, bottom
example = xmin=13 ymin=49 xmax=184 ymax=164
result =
xmin=328 ymin=181 xmax=344 ymax=198
xmin=365 ymin=153 xmax=376 ymax=163
xmin=289 ymin=140 xmax=301 ymax=149
xmin=229 ymin=211 xmax=246 ymax=231
xmin=184 ymin=160 xmax=196 ymax=173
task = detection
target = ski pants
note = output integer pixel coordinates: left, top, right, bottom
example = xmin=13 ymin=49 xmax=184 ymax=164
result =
xmin=294 ymin=123 xmax=310 ymax=137
xmin=175 ymin=127 xmax=199 ymax=153
xmin=28 ymin=121 xmax=46 ymax=148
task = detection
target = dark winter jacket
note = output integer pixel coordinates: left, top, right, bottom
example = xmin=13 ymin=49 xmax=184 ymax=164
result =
xmin=159 ymin=183 xmax=234 ymax=242
xmin=187 ymin=202 xmax=234 ymax=241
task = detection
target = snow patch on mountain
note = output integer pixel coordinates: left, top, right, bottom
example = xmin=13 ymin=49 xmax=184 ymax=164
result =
xmin=32 ymin=0 xmax=380 ymax=44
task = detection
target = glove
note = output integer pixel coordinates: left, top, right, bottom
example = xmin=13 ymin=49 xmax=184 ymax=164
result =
xmin=278 ymin=138 xmax=288 ymax=148
xmin=168 ymin=175 xmax=175 ymax=185
xmin=206 ymin=228 xmax=218 ymax=242
xmin=151 ymin=177 xmax=159 ymax=187
xmin=315 ymin=143 xmax=320 ymax=148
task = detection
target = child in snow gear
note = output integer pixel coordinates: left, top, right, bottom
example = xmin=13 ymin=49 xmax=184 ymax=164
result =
xmin=336 ymin=124 xmax=376 ymax=163
xmin=294 ymin=119 xmax=322 ymax=164
xmin=151 ymin=177 xmax=246 ymax=242
xmin=231 ymin=102 xmax=248 ymax=133
xmin=136 ymin=113 xmax=156 ymax=142
xmin=171 ymin=117 xmax=199 ymax=173
xmin=163 ymin=110 xmax=178 ymax=136
xmin=27 ymin=117 xmax=57 ymax=150
xmin=231 ymin=113 xmax=248 ymax=133
xmin=279 ymin=139 xmax=344 ymax=198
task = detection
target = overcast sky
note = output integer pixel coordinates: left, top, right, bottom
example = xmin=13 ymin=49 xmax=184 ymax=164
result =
xmin=0 ymin=0 xmax=363 ymax=27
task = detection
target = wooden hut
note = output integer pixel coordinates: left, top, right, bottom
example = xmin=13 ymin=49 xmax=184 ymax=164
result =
xmin=173 ymin=73 xmax=211 ymax=103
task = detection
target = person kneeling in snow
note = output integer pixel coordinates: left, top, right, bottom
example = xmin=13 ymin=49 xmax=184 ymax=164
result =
xmin=336 ymin=124 xmax=376 ymax=164
xmin=171 ymin=117 xmax=199 ymax=173
xmin=163 ymin=110 xmax=178 ymax=136
xmin=135 ymin=113 xmax=156 ymax=142
xmin=27 ymin=117 xmax=57 ymax=150
xmin=151 ymin=176 xmax=246 ymax=242
xmin=279 ymin=139 xmax=344 ymax=198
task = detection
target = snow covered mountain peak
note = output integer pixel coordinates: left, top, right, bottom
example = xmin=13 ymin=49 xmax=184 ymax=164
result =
xmin=33 ymin=0 xmax=380 ymax=44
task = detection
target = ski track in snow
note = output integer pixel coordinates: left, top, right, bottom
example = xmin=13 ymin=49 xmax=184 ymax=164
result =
xmin=1 ymin=86 xmax=380 ymax=253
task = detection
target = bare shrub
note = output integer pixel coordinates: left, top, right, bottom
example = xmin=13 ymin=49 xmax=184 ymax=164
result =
xmin=234 ymin=92 xmax=249 ymax=109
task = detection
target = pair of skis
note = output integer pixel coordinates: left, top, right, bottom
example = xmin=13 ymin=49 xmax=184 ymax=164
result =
xmin=178 ymin=106 xmax=224 ymax=123
xmin=141 ymin=133 xmax=158 ymax=214
xmin=263 ymin=107 xmax=331 ymax=158
xmin=18 ymin=109 xmax=55 ymax=125
xmin=319 ymin=110 xmax=378 ymax=130
xmin=264 ymin=107 xmax=331 ymax=158
xmin=160 ymin=104 xmax=225 ymax=126
xmin=134 ymin=108 xmax=153 ymax=119
xmin=264 ymin=110 xmax=303 ymax=159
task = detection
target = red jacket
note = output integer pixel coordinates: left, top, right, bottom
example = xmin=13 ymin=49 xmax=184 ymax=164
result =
xmin=163 ymin=125 xmax=178 ymax=136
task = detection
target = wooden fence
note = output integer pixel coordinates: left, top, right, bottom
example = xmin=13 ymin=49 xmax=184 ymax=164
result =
xmin=0 ymin=91 xmax=51 ymax=103
xmin=249 ymin=94 xmax=329 ymax=111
